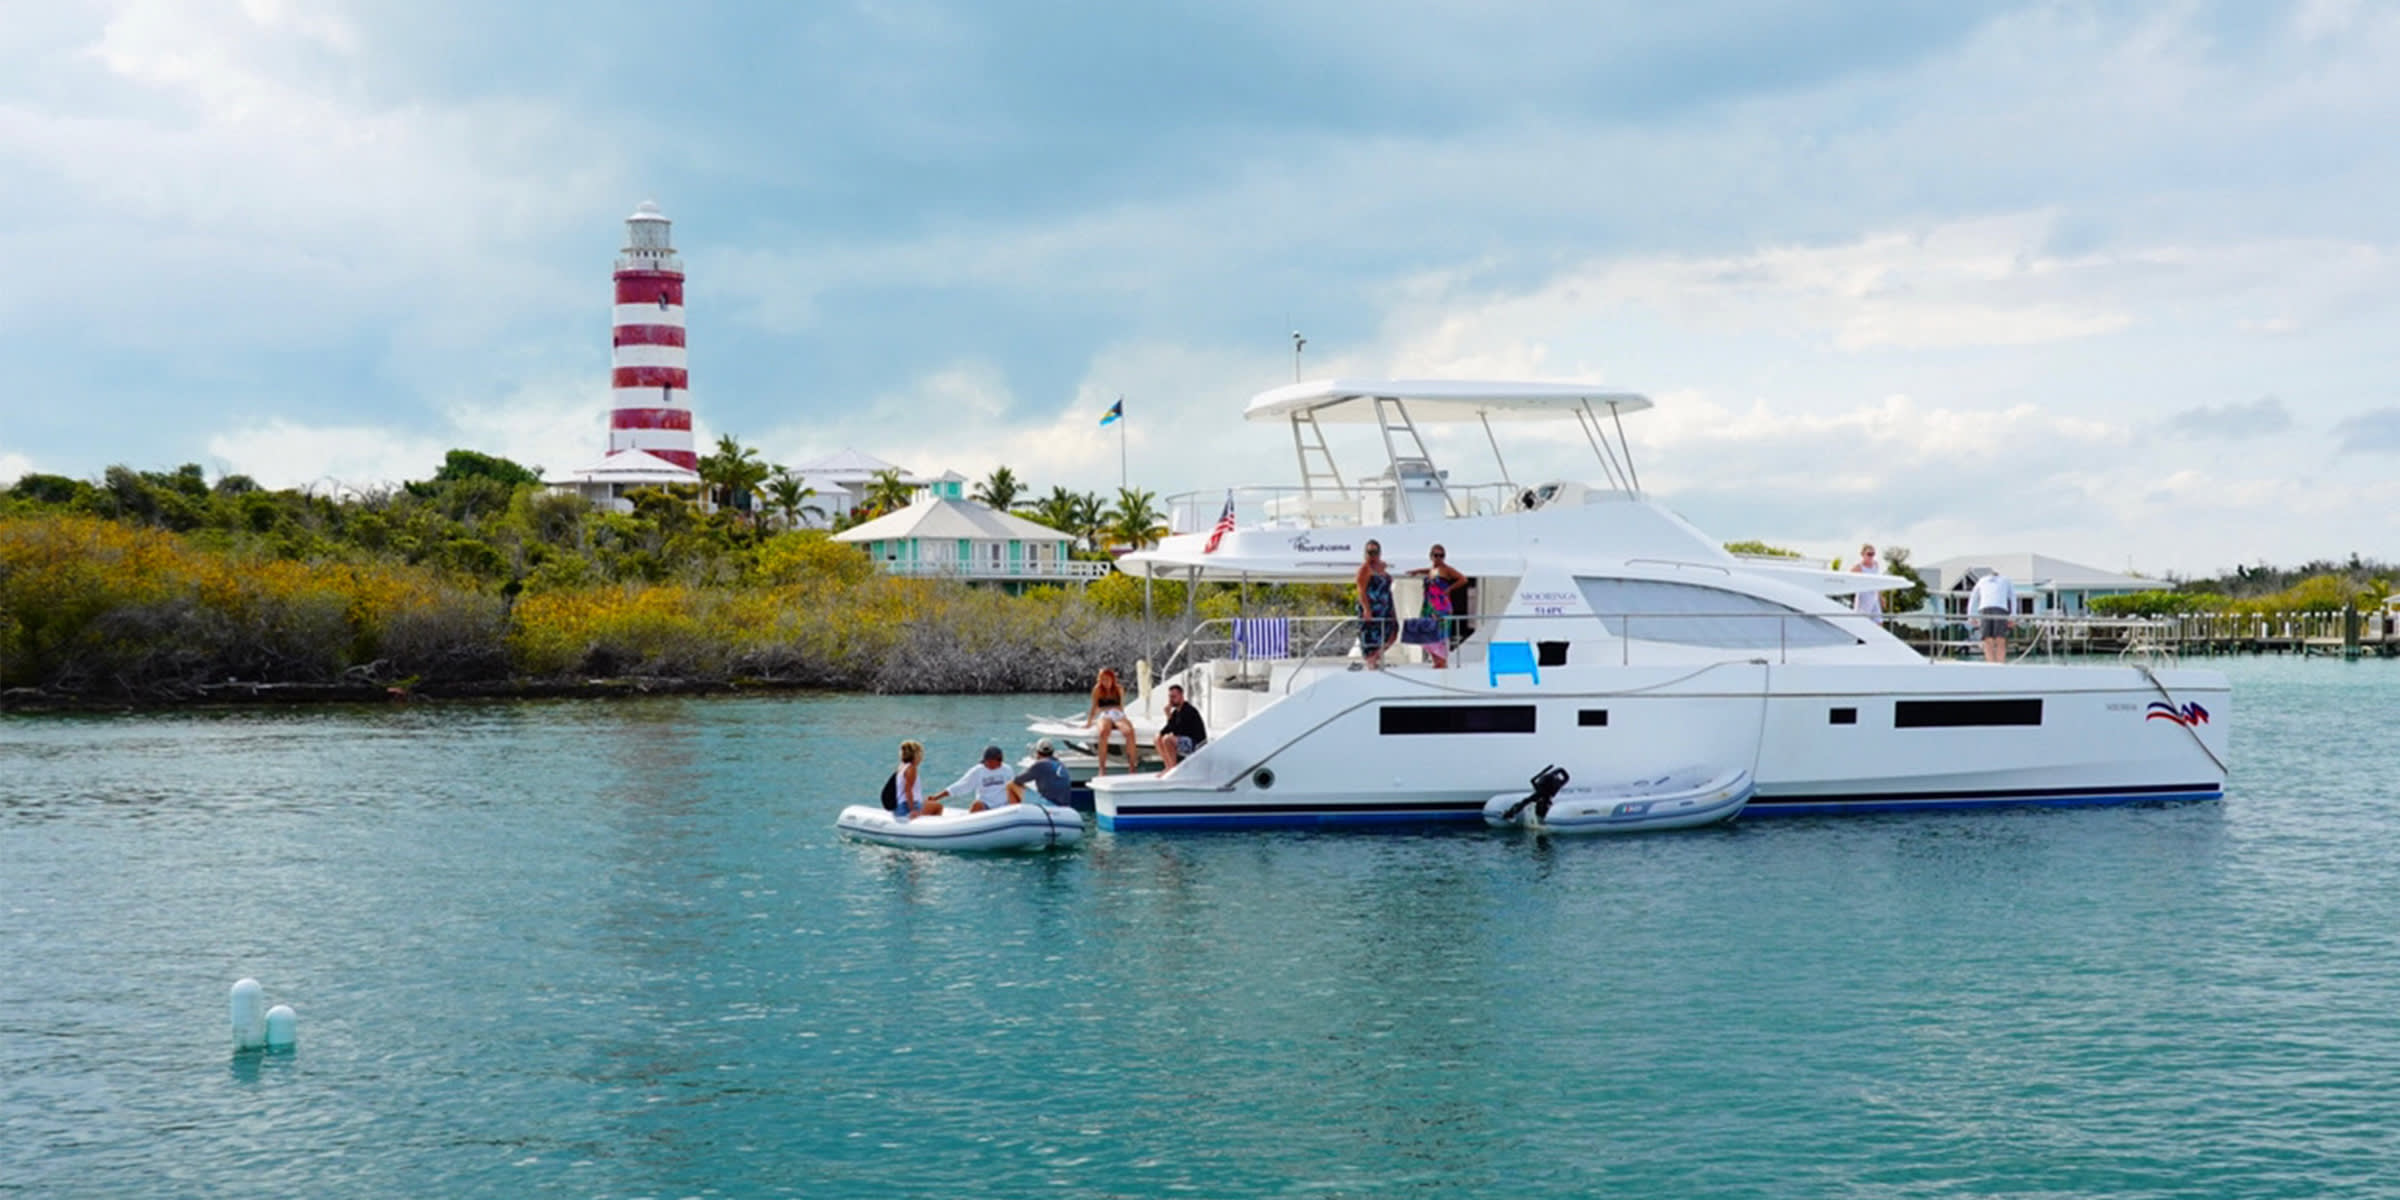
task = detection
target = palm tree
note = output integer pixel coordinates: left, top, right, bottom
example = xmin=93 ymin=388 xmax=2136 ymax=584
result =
xmin=1069 ymin=490 xmax=1109 ymax=554
xmin=1106 ymin=487 xmax=1167 ymax=551
xmin=1025 ymin=486 xmax=1082 ymax=539
xmin=971 ymin=466 xmax=1025 ymax=511
xmin=697 ymin=434 xmax=770 ymax=516
xmin=861 ymin=468 xmax=917 ymax=518
xmin=762 ymin=468 xmax=826 ymax=530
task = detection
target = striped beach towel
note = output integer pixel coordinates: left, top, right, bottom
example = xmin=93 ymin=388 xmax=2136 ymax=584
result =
xmin=1233 ymin=617 xmax=1291 ymax=659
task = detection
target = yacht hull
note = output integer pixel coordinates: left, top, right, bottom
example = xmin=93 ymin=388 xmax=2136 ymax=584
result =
xmin=1090 ymin=661 xmax=2228 ymax=831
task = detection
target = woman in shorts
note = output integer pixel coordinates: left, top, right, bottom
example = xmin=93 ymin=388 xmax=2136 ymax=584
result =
xmin=1084 ymin=667 xmax=1138 ymax=775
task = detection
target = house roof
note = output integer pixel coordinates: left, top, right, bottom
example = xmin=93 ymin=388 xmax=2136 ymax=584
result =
xmin=1921 ymin=552 xmax=2154 ymax=593
xmin=832 ymin=497 xmax=1072 ymax=544
xmin=545 ymin=448 xmax=698 ymax=484
xmin=791 ymin=448 xmax=906 ymax=477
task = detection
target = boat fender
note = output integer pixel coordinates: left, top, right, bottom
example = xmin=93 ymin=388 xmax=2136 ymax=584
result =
xmin=1500 ymin=764 xmax=1572 ymax=824
xmin=879 ymin=771 xmax=899 ymax=812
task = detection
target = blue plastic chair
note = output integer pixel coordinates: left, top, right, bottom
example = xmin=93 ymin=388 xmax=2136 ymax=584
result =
xmin=1488 ymin=641 xmax=1540 ymax=688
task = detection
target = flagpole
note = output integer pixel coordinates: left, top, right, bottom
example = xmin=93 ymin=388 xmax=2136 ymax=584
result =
xmin=1117 ymin=394 xmax=1126 ymax=492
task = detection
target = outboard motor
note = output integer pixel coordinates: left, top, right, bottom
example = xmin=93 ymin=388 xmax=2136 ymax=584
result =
xmin=1500 ymin=764 xmax=1572 ymax=825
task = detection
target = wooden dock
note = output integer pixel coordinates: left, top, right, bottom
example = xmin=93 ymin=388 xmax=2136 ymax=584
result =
xmin=1887 ymin=610 xmax=2400 ymax=661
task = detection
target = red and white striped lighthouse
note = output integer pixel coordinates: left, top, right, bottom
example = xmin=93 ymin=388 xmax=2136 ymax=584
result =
xmin=607 ymin=200 xmax=695 ymax=471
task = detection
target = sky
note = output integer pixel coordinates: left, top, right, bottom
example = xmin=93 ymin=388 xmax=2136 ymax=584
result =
xmin=4 ymin=0 xmax=2397 ymax=577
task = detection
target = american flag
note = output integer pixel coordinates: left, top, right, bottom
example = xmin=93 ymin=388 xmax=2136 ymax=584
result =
xmin=1202 ymin=490 xmax=1237 ymax=554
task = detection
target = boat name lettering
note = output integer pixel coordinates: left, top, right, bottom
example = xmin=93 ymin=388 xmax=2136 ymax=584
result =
xmin=1288 ymin=534 xmax=1354 ymax=553
xmin=1516 ymin=589 xmax=1582 ymax=612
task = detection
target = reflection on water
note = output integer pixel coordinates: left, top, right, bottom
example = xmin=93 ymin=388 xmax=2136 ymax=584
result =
xmin=4 ymin=660 xmax=2399 ymax=1198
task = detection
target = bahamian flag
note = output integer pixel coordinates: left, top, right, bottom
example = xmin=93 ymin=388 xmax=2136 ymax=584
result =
xmin=1099 ymin=397 xmax=1123 ymax=427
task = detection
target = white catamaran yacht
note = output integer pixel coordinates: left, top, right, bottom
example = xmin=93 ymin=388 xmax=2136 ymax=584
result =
xmin=1041 ymin=379 xmax=2228 ymax=831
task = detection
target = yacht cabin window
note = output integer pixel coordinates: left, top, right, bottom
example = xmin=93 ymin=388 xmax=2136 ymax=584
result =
xmin=1574 ymin=578 xmax=1853 ymax=650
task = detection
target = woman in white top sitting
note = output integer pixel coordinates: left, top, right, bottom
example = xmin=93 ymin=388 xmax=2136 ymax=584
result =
xmin=895 ymin=739 xmax=934 ymax=817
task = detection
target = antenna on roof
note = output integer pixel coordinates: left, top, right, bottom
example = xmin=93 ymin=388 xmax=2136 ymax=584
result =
xmin=1291 ymin=330 xmax=1306 ymax=382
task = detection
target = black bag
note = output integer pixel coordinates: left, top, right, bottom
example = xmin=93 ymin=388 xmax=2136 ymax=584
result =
xmin=879 ymin=770 xmax=899 ymax=812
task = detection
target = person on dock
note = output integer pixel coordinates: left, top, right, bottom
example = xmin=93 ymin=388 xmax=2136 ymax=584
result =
xmin=1084 ymin=667 xmax=1138 ymax=776
xmin=1011 ymin=739 xmax=1073 ymax=807
xmin=1154 ymin=684 xmax=1208 ymax=769
xmin=1356 ymin=539 xmax=1397 ymax=669
xmin=927 ymin=745 xmax=1016 ymax=813
xmin=1850 ymin=544 xmax=1885 ymax=624
xmin=1969 ymin=568 xmax=2017 ymax=663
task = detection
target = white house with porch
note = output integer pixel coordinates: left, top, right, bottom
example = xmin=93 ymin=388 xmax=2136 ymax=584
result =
xmin=543 ymin=448 xmax=699 ymax=513
xmin=833 ymin=497 xmax=1108 ymax=587
xmin=1919 ymin=552 xmax=2156 ymax=618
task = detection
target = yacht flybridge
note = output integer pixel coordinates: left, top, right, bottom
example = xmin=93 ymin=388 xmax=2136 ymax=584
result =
xmin=1052 ymin=379 xmax=2228 ymax=831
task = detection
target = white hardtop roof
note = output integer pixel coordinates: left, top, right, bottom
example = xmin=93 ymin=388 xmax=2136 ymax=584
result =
xmin=1922 ymin=552 xmax=2154 ymax=592
xmin=1245 ymin=378 xmax=1652 ymax=424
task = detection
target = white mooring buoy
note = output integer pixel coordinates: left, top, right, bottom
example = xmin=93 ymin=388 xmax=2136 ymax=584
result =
xmin=230 ymin=978 xmax=267 ymax=1051
xmin=263 ymin=1004 xmax=297 ymax=1051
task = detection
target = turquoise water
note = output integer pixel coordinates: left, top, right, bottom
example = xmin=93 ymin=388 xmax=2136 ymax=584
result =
xmin=3 ymin=657 xmax=2396 ymax=1198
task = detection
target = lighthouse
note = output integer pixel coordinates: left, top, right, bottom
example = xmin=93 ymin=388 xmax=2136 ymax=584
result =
xmin=608 ymin=201 xmax=696 ymax=470
xmin=545 ymin=201 xmax=702 ymax=508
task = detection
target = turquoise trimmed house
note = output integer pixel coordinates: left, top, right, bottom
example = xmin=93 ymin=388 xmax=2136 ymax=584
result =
xmin=831 ymin=497 xmax=1107 ymax=588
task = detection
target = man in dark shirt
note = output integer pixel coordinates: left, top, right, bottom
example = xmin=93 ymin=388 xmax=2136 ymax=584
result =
xmin=1154 ymin=684 xmax=1208 ymax=769
xmin=1009 ymin=739 xmax=1073 ymax=806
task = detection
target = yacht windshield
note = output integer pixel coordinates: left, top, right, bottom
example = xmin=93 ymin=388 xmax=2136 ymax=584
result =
xmin=1576 ymin=578 xmax=1853 ymax=650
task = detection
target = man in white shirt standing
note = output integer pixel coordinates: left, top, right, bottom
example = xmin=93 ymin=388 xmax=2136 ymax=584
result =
xmin=926 ymin=745 xmax=1017 ymax=813
xmin=1968 ymin=568 xmax=2018 ymax=664
xmin=1850 ymin=544 xmax=1885 ymax=623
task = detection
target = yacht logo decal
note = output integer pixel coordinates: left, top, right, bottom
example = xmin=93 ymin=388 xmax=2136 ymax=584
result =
xmin=1288 ymin=533 xmax=1353 ymax=553
xmin=2145 ymin=701 xmax=2210 ymax=726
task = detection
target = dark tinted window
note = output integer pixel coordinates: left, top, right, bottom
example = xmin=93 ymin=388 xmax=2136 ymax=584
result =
xmin=1895 ymin=699 xmax=2042 ymax=728
xmin=1380 ymin=706 xmax=1538 ymax=735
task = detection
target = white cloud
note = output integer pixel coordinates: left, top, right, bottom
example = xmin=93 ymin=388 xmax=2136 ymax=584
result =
xmin=203 ymin=418 xmax=449 ymax=492
xmin=0 ymin=449 xmax=34 ymax=487
xmin=2 ymin=0 xmax=620 ymax=350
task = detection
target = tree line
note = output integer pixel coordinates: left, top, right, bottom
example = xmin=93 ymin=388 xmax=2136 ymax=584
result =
xmin=0 ymin=445 xmax=1311 ymax=703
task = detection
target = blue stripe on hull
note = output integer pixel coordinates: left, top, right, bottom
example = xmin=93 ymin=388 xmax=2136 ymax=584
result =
xmin=1098 ymin=784 xmax=2223 ymax=830
xmin=1746 ymin=787 xmax=2223 ymax=817
xmin=1098 ymin=807 xmax=1482 ymax=832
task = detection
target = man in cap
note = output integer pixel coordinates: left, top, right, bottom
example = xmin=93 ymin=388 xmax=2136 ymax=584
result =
xmin=1009 ymin=738 xmax=1073 ymax=807
xmin=926 ymin=745 xmax=1016 ymax=813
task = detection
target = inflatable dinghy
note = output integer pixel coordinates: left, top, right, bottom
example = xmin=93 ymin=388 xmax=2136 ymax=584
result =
xmin=1482 ymin=765 xmax=1753 ymax=834
xmin=836 ymin=802 xmax=1086 ymax=852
